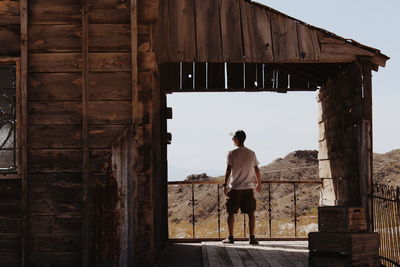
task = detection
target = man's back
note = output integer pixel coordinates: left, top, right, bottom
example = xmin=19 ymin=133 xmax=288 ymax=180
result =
xmin=227 ymin=146 xmax=259 ymax=189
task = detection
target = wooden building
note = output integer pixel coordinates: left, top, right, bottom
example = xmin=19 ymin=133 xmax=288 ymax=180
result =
xmin=0 ymin=0 xmax=389 ymax=266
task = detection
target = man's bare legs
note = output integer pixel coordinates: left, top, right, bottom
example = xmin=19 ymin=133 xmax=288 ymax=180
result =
xmin=248 ymin=211 xmax=255 ymax=236
xmin=222 ymin=212 xmax=236 ymax=243
xmin=227 ymin=212 xmax=255 ymax=236
xmin=227 ymin=212 xmax=235 ymax=236
xmin=248 ymin=211 xmax=259 ymax=244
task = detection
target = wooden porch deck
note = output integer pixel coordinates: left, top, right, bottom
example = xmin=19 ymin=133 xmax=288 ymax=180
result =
xmin=157 ymin=241 xmax=309 ymax=267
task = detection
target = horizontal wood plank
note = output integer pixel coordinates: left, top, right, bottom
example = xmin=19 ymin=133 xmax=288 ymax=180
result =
xmin=29 ymin=125 xmax=82 ymax=149
xmin=29 ymin=233 xmax=81 ymax=252
xmin=30 ymin=202 xmax=82 ymax=216
xmin=0 ymin=1 xmax=20 ymax=25
xmin=0 ymin=180 xmax=22 ymax=202
xmin=88 ymin=0 xmax=130 ymax=24
xmin=28 ymin=149 xmax=83 ymax=173
xmin=29 ymin=215 xmax=82 ymax=234
xmin=0 ymin=252 xmax=21 ymax=265
xmin=0 ymin=233 xmax=21 ymax=252
xmin=28 ymin=73 xmax=82 ymax=101
xmin=0 ymin=218 xmax=21 ymax=233
xmin=320 ymin=43 xmax=375 ymax=57
xmin=29 ymin=0 xmax=81 ymax=25
xmin=28 ymin=102 xmax=82 ymax=125
xmin=319 ymin=53 xmax=357 ymax=63
xmin=29 ymin=53 xmax=82 ymax=73
xmin=0 ymin=203 xmax=22 ymax=217
xmin=88 ymin=125 xmax=128 ymax=148
xmin=28 ymin=173 xmax=82 ymax=209
xmin=28 ymin=252 xmax=81 ymax=266
xmin=309 ymin=232 xmax=379 ymax=254
xmin=88 ymin=53 xmax=131 ymax=72
xmin=88 ymin=72 xmax=131 ymax=100
xmin=88 ymin=101 xmax=132 ymax=124
xmin=0 ymin=25 xmax=20 ymax=55
xmin=89 ymin=24 xmax=131 ymax=52
xmin=29 ymin=24 xmax=82 ymax=52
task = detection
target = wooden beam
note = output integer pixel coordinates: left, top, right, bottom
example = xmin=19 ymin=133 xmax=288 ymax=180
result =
xmin=278 ymin=63 xmax=324 ymax=84
xmin=20 ymin=0 xmax=28 ymax=265
xmin=360 ymin=59 xmax=373 ymax=231
xmin=81 ymin=0 xmax=89 ymax=266
xmin=130 ymin=0 xmax=137 ymax=265
xmin=169 ymin=88 xmax=316 ymax=93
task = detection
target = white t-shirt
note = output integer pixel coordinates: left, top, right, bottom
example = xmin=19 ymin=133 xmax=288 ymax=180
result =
xmin=227 ymin=146 xmax=259 ymax=190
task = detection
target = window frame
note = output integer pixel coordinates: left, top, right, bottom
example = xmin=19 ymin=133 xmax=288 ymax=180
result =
xmin=0 ymin=57 xmax=21 ymax=179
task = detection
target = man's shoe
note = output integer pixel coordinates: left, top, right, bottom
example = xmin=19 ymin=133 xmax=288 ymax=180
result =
xmin=249 ymin=235 xmax=259 ymax=245
xmin=222 ymin=236 xmax=234 ymax=244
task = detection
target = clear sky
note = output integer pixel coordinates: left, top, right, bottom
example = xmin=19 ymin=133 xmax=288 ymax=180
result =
xmin=167 ymin=0 xmax=400 ymax=181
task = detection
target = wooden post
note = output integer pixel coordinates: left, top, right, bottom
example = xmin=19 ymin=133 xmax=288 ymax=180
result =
xmin=81 ymin=0 xmax=89 ymax=265
xmin=360 ymin=58 xmax=374 ymax=231
xmin=130 ymin=0 xmax=137 ymax=265
xmin=20 ymin=0 xmax=28 ymax=266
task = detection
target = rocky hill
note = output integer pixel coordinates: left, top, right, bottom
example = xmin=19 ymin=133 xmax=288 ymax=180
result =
xmin=168 ymin=149 xmax=400 ymax=238
xmin=373 ymin=149 xmax=400 ymax=187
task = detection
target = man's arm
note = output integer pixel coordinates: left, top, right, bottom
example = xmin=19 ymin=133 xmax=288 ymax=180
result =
xmin=254 ymin=165 xmax=261 ymax=193
xmin=224 ymin=165 xmax=231 ymax=195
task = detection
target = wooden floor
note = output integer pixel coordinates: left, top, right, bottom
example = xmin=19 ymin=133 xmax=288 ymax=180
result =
xmin=202 ymin=241 xmax=309 ymax=267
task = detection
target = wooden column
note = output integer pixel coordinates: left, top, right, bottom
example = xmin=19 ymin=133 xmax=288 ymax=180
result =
xmin=81 ymin=0 xmax=89 ymax=265
xmin=20 ymin=0 xmax=28 ymax=265
xmin=134 ymin=0 xmax=159 ymax=265
xmin=318 ymin=63 xmax=364 ymax=206
xmin=359 ymin=58 xmax=373 ymax=231
xmin=130 ymin=1 xmax=137 ymax=265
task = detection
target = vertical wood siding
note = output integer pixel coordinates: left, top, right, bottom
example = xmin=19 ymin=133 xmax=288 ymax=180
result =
xmin=155 ymin=0 xmax=382 ymax=64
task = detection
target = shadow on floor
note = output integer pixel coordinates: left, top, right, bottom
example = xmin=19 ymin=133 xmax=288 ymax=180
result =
xmin=157 ymin=243 xmax=203 ymax=267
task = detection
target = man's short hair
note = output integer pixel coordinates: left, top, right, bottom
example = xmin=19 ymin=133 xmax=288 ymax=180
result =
xmin=233 ymin=130 xmax=246 ymax=143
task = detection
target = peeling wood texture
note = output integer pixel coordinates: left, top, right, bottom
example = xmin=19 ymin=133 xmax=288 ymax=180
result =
xmin=95 ymin=127 xmax=134 ymax=266
xmin=318 ymin=63 xmax=372 ymax=207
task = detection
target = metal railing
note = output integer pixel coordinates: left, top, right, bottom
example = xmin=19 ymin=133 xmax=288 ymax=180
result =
xmin=168 ymin=180 xmax=322 ymax=241
xmin=371 ymin=183 xmax=400 ymax=267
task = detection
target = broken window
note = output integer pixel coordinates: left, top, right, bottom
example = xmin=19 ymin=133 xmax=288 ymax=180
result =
xmin=0 ymin=64 xmax=17 ymax=173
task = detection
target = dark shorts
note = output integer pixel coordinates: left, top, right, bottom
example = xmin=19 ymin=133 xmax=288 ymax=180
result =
xmin=226 ymin=189 xmax=256 ymax=214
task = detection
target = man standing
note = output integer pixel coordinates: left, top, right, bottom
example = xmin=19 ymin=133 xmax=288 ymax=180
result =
xmin=223 ymin=130 xmax=261 ymax=245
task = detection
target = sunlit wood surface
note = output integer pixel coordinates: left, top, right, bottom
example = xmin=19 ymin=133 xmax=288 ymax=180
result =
xmin=202 ymin=241 xmax=308 ymax=267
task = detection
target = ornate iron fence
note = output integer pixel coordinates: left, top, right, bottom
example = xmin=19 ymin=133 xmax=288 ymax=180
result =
xmin=167 ymin=180 xmax=322 ymax=241
xmin=371 ymin=183 xmax=400 ymax=267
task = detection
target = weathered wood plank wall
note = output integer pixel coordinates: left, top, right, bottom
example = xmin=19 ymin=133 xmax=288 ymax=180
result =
xmin=0 ymin=0 xmax=20 ymax=56
xmin=134 ymin=0 xmax=170 ymax=265
xmin=318 ymin=62 xmax=373 ymax=210
xmin=3 ymin=0 xmax=133 ymax=265
xmin=154 ymin=0 xmax=386 ymax=67
xmin=95 ymin=126 xmax=134 ymax=267
xmin=0 ymin=0 xmax=22 ymax=265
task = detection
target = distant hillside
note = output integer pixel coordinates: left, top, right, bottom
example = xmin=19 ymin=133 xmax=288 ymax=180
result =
xmin=168 ymin=149 xmax=400 ymax=238
xmin=373 ymin=149 xmax=400 ymax=187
